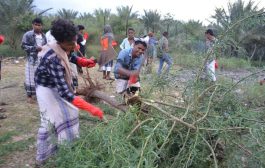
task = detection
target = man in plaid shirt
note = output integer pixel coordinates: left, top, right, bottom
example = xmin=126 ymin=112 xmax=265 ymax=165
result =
xmin=34 ymin=19 xmax=103 ymax=165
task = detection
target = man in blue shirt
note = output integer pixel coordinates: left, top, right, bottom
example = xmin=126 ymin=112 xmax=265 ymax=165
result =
xmin=114 ymin=40 xmax=147 ymax=94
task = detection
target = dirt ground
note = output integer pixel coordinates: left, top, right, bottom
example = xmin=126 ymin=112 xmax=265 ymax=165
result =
xmin=0 ymin=59 xmax=118 ymax=168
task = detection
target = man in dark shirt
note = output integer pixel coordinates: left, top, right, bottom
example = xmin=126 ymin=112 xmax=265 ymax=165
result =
xmin=76 ymin=25 xmax=88 ymax=73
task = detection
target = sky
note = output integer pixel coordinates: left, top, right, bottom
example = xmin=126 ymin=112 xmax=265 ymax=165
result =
xmin=33 ymin=0 xmax=265 ymax=25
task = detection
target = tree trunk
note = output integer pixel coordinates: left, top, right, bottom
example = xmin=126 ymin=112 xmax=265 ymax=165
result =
xmin=91 ymin=90 xmax=128 ymax=112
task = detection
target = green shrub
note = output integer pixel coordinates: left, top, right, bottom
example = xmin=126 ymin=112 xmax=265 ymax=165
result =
xmin=0 ymin=45 xmax=24 ymax=58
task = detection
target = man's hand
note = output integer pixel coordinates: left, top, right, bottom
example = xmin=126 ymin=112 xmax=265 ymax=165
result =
xmin=77 ymin=57 xmax=96 ymax=68
xmin=259 ymin=79 xmax=265 ymax=85
xmin=0 ymin=35 xmax=5 ymax=45
xmin=128 ymin=74 xmax=138 ymax=85
xmin=72 ymin=96 xmax=103 ymax=120
xmin=74 ymin=44 xmax=80 ymax=51
xmin=128 ymin=71 xmax=139 ymax=85
xmin=83 ymin=32 xmax=89 ymax=40
xmin=36 ymin=46 xmax=42 ymax=52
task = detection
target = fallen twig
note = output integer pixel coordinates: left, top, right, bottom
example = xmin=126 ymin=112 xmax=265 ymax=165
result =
xmin=143 ymin=102 xmax=196 ymax=130
xmin=126 ymin=118 xmax=154 ymax=139
xmin=201 ymin=135 xmax=218 ymax=168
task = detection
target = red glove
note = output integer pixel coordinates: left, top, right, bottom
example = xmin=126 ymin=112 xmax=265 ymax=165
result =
xmin=215 ymin=59 xmax=218 ymax=69
xmin=72 ymin=96 xmax=103 ymax=120
xmin=74 ymin=44 xmax=80 ymax=51
xmin=0 ymin=35 xmax=5 ymax=45
xmin=128 ymin=74 xmax=138 ymax=85
xmin=111 ymin=40 xmax=117 ymax=46
xmin=83 ymin=32 xmax=89 ymax=40
xmin=77 ymin=57 xmax=96 ymax=68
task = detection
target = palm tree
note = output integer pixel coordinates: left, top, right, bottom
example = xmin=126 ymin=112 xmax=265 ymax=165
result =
xmin=93 ymin=8 xmax=111 ymax=28
xmin=57 ymin=8 xmax=79 ymax=20
xmin=116 ymin=6 xmax=138 ymax=36
xmin=0 ymin=0 xmax=35 ymax=50
xmin=79 ymin=12 xmax=94 ymax=20
xmin=211 ymin=0 xmax=265 ymax=59
xmin=162 ymin=13 xmax=174 ymax=33
xmin=141 ymin=10 xmax=161 ymax=33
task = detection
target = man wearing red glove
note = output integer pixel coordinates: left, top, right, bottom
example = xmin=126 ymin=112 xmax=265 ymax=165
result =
xmin=76 ymin=25 xmax=87 ymax=74
xmin=34 ymin=19 xmax=103 ymax=165
xmin=0 ymin=35 xmax=4 ymax=80
xmin=0 ymin=35 xmax=7 ymax=120
xmin=114 ymin=40 xmax=147 ymax=95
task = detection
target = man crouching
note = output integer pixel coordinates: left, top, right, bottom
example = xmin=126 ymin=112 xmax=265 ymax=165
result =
xmin=114 ymin=40 xmax=147 ymax=102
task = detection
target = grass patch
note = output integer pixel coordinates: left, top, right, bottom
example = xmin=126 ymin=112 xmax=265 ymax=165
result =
xmin=243 ymin=83 xmax=265 ymax=107
xmin=218 ymin=57 xmax=251 ymax=70
xmin=175 ymin=52 xmax=204 ymax=68
xmin=0 ymin=134 xmax=34 ymax=165
xmin=0 ymin=131 xmax=18 ymax=144
xmin=0 ymin=44 xmax=24 ymax=57
xmin=173 ymin=51 xmax=253 ymax=71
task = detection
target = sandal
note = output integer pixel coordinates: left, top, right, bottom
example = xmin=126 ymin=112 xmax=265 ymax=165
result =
xmin=0 ymin=108 xmax=6 ymax=113
xmin=0 ymin=114 xmax=7 ymax=119
xmin=106 ymin=76 xmax=114 ymax=80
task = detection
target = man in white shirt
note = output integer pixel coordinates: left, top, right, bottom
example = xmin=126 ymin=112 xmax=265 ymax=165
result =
xmin=120 ymin=27 xmax=137 ymax=50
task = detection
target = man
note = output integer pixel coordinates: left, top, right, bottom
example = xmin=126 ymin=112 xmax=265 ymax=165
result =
xmin=114 ymin=40 xmax=147 ymax=95
xmin=76 ymin=25 xmax=88 ymax=74
xmin=98 ymin=25 xmax=116 ymax=80
xmin=21 ymin=18 xmax=47 ymax=103
xmin=145 ymin=32 xmax=157 ymax=73
xmin=205 ymin=29 xmax=218 ymax=82
xmin=157 ymin=31 xmax=173 ymax=75
xmin=0 ymin=34 xmax=4 ymax=80
xmin=120 ymin=27 xmax=137 ymax=50
xmin=0 ymin=34 xmax=7 ymax=120
xmin=35 ymin=19 xmax=102 ymax=165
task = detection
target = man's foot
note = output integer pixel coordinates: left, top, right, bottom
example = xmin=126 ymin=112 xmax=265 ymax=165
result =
xmin=259 ymin=79 xmax=265 ymax=85
xmin=0 ymin=107 xmax=6 ymax=112
xmin=27 ymin=97 xmax=36 ymax=104
xmin=0 ymin=102 xmax=7 ymax=106
xmin=0 ymin=114 xmax=7 ymax=119
xmin=106 ymin=76 xmax=114 ymax=80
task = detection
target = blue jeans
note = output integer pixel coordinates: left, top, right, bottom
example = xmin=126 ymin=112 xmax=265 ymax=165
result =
xmin=157 ymin=53 xmax=172 ymax=75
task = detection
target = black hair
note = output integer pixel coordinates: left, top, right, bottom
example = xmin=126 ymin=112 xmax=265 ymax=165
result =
xmin=77 ymin=25 xmax=85 ymax=31
xmin=32 ymin=18 xmax=43 ymax=24
xmin=135 ymin=40 xmax=147 ymax=48
xmin=127 ymin=27 xmax=135 ymax=32
xmin=163 ymin=31 xmax=168 ymax=36
xmin=50 ymin=19 xmax=78 ymax=43
xmin=205 ymin=29 xmax=214 ymax=36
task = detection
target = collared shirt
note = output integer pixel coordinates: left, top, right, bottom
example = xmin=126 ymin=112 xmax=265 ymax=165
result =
xmin=35 ymin=49 xmax=79 ymax=102
xmin=114 ymin=48 xmax=144 ymax=79
xmin=21 ymin=30 xmax=47 ymax=65
xmin=119 ymin=37 xmax=138 ymax=50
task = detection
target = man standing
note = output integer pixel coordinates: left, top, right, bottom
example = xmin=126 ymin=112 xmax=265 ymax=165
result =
xmin=157 ymin=31 xmax=172 ymax=75
xmin=0 ymin=34 xmax=7 ymax=120
xmin=120 ymin=27 xmax=137 ymax=50
xmin=76 ymin=25 xmax=88 ymax=73
xmin=114 ymin=40 xmax=147 ymax=95
xmin=205 ymin=29 xmax=218 ymax=82
xmin=98 ymin=25 xmax=116 ymax=80
xmin=21 ymin=18 xmax=47 ymax=103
